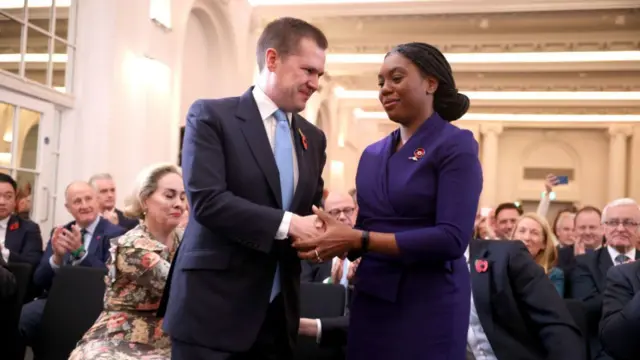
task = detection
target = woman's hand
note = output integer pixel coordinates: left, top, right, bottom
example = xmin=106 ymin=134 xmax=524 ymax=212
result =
xmin=293 ymin=206 xmax=361 ymax=263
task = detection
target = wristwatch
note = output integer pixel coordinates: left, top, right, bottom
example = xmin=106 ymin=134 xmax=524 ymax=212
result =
xmin=360 ymin=231 xmax=370 ymax=253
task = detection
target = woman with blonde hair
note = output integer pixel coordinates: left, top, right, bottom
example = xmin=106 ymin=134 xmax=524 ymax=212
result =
xmin=511 ymin=212 xmax=564 ymax=296
xmin=69 ymin=163 xmax=186 ymax=360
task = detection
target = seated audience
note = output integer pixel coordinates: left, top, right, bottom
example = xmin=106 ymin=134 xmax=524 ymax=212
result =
xmin=90 ymin=173 xmax=140 ymax=230
xmin=511 ymin=212 xmax=565 ymax=296
xmin=69 ymin=163 xmax=185 ymax=360
xmin=0 ymin=174 xmax=43 ymax=268
xmin=571 ymin=198 xmax=639 ymax=359
xmin=493 ymin=202 xmax=523 ymax=240
xmin=19 ymin=181 xmax=126 ymax=355
xmin=301 ymin=239 xmax=584 ymax=359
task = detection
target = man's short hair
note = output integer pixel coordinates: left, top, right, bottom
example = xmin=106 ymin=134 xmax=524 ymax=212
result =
xmin=256 ymin=17 xmax=328 ymax=71
xmin=574 ymin=205 xmax=602 ymax=224
xmin=88 ymin=173 xmax=113 ymax=188
xmin=494 ymin=202 xmax=523 ymax=218
xmin=0 ymin=173 xmax=17 ymax=192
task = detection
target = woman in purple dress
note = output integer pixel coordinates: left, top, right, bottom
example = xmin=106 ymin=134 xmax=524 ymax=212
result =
xmin=295 ymin=42 xmax=483 ymax=359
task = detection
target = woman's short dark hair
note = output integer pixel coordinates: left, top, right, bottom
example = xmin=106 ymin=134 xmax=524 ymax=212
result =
xmin=389 ymin=42 xmax=470 ymax=122
xmin=256 ymin=17 xmax=328 ymax=71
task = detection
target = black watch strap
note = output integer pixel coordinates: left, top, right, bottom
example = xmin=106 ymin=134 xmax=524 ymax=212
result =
xmin=361 ymin=231 xmax=370 ymax=253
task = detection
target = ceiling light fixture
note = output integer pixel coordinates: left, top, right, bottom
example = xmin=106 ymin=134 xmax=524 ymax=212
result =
xmin=328 ymin=51 xmax=640 ymax=64
xmin=335 ymin=88 xmax=640 ymax=101
xmin=352 ymin=109 xmax=640 ymax=122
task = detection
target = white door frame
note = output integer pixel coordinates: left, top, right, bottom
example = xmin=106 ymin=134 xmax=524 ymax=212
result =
xmin=0 ymin=87 xmax=59 ymax=241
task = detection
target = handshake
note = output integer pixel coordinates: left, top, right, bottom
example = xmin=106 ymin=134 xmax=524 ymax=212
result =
xmin=289 ymin=205 xmax=361 ymax=263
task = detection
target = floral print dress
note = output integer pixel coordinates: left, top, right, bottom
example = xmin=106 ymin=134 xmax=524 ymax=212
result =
xmin=68 ymin=224 xmax=182 ymax=360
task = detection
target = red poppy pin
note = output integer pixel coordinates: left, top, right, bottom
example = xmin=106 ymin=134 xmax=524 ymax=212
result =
xmin=9 ymin=222 xmax=19 ymax=231
xmin=475 ymin=259 xmax=489 ymax=273
xmin=298 ymin=128 xmax=308 ymax=150
xmin=409 ymin=148 xmax=425 ymax=162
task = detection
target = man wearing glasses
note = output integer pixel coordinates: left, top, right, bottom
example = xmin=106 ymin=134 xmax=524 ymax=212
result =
xmin=300 ymin=190 xmax=357 ymax=284
xmin=571 ymin=198 xmax=640 ymax=360
xmin=600 ymin=199 xmax=640 ymax=360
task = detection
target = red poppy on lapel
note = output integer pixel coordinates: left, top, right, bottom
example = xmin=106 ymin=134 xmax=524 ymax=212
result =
xmin=475 ymin=259 xmax=488 ymax=273
xmin=9 ymin=222 xmax=19 ymax=231
xmin=298 ymin=128 xmax=308 ymax=150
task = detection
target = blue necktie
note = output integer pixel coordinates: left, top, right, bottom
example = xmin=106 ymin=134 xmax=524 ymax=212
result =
xmin=271 ymin=109 xmax=294 ymax=302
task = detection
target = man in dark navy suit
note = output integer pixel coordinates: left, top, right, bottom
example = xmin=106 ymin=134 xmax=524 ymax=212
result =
xmin=19 ymin=181 xmax=125 ymax=356
xmin=600 ymin=258 xmax=640 ymax=360
xmin=161 ymin=17 xmax=329 ymax=360
xmin=0 ymin=174 xmax=43 ymax=268
xmin=89 ymin=173 xmax=139 ymax=230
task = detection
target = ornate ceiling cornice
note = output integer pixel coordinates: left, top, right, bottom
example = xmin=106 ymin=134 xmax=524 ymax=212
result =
xmin=252 ymin=0 xmax=640 ymax=19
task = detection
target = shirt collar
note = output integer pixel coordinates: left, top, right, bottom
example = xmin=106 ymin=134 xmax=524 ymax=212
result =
xmin=0 ymin=216 xmax=10 ymax=228
xmin=82 ymin=216 xmax=101 ymax=236
xmin=607 ymin=245 xmax=636 ymax=262
xmin=252 ymin=85 xmax=292 ymax=124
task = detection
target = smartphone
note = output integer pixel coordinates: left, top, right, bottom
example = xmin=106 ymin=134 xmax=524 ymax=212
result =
xmin=556 ymin=176 xmax=569 ymax=185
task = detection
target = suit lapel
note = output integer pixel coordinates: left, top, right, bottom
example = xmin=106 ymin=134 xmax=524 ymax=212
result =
xmin=88 ymin=218 xmax=105 ymax=257
xmin=596 ymin=248 xmax=613 ymax=292
xmin=289 ymin=115 xmax=309 ymax=212
xmin=4 ymin=215 xmax=21 ymax=252
xmin=236 ymin=88 xmax=282 ymax=208
xmin=470 ymin=241 xmax=496 ymax=340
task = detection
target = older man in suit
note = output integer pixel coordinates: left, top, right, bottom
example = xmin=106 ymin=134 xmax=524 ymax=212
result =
xmin=598 ymin=199 xmax=640 ymax=360
xmin=161 ymin=17 xmax=329 ymax=360
xmin=571 ymin=199 xmax=639 ymax=359
xmin=19 ymin=181 xmax=125 ymax=356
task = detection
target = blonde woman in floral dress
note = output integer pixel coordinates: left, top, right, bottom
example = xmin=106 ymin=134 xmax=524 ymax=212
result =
xmin=69 ymin=164 xmax=186 ymax=360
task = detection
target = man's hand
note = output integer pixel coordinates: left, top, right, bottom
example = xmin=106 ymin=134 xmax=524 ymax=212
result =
xmin=289 ymin=214 xmax=324 ymax=250
xmin=347 ymin=258 xmax=361 ymax=283
xmin=58 ymin=225 xmax=83 ymax=253
xmin=103 ymin=209 xmax=119 ymax=225
xmin=544 ymin=173 xmax=558 ymax=193
xmin=299 ymin=318 xmax=319 ymax=337
xmin=51 ymin=227 xmax=67 ymax=265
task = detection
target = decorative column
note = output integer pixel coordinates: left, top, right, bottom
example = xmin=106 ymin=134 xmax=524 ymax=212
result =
xmin=480 ymin=123 xmax=503 ymax=207
xmin=608 ymin=125 xmax=632 ymax=201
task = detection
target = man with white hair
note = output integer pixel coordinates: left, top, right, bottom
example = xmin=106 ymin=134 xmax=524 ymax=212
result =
xmin=89 ymin=173 xmax=139 ymax=230
xmin=598 ymin=198 xmax=640 ymax=360
xmin=571 ymin=198 xmax=640 ymax=360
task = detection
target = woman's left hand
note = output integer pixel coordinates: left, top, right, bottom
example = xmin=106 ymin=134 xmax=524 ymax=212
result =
xmin=293 ymin=205 xmax=360 ymax=263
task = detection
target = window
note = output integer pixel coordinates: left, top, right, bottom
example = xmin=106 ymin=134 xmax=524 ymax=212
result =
xmin=0 ymin=0 xmax=76 ymax=93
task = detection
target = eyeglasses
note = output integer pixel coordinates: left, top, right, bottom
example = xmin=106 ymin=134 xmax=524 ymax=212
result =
xmin=327 ymin=207 xmax=355 ymax=218
xmin=603 ymin=219 xmax=640 ymax=230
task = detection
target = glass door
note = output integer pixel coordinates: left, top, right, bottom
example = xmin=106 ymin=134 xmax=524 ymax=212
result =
xmin=0 ymin=88 xmax=58 ymax=243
